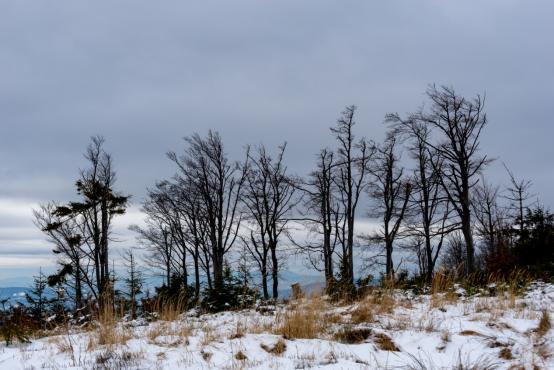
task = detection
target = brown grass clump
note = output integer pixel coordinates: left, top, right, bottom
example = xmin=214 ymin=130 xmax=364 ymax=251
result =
xmin=200 ymin=350 xmax=212 ymax=362
xmin=275 ymin=297 xmax=327 ymax=339
xmin=146 ymin=321 xmax=191 ymax=346
xmin=326 ymin=313 xmax=343 ymax=324
xmin=373 ymin=333 xmax=400 ymax=352
xmin=86 ymin=296 xmax=131 ymax=350
xmin=351 ymin=302 xmax=374 ymax=324
xmin=499 ymin=347 xmax=513 ymax=360
xmin=234 ymin=350 xmax=248 ymax=360
xmin=459 ymin=330 xmax=486 ymax=337
xmin=333 ymin=327 xmax=372 ymax=344
xmin=261 ymin=339 xmax=287 ymax=355
xmin=537 ymin=343 xmax=551 ymax=360
xmin=537 ymin=310 xmax=551 ymax=336
xmin=369 ymin=291 xmax=396 ymax=315
xmin=155 ymin=295 xmax=188 ymax=322
xmin=431 ymin=270 xmax=455 ymax=294
xmin=228 ymin=321 xmax=246 ymax=339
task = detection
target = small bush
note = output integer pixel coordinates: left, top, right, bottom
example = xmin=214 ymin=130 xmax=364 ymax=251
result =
xmin=0 ymin=307 xmax=34 ymax=345
xmin=201 ymin=264 xmax=259 ymax=312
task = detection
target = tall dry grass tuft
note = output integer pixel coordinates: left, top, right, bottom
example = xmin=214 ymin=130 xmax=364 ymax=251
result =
xmin=88 ymin=293 xmax=131 ymax=350
xmin=351 ymin=300 xmax=374 ymax=324
xmin=154 ymin=293 xmax=188 ymax=322
xmin=431 ymin=269 xmax=455 ymax=295
xmin=537 ymin=310 xmax=551 ymax=336
xmin=275 ymin=296 xmax=328 ymax=339
xmin=369 ymin=289 xmax=396 ymax=315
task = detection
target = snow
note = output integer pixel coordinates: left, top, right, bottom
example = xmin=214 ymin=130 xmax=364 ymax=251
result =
xmin=1 ymin=282 xmax=553 ymax=369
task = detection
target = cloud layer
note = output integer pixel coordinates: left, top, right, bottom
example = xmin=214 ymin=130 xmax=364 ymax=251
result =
xmin=1 ymin=1 xmax=553 ymax=284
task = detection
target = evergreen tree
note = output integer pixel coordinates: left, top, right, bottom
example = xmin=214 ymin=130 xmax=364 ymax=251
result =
xmin=25 ymin=269 xmax=53 ymax=329
xmin=123 ymin=250 xmax=144 ymax=319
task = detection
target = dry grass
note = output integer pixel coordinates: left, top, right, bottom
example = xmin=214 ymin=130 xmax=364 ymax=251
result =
xmin=200 ymin=349 xmax=212 ymax=362
xmin=351 ymin=301 xmax=374 ymax=324
xmin=199 ymin=323 xmax=217 ymax=346
xmin=275 ymin=297 xmax=327 ymax=339
xmin=248 ymin=317 xmax=274 ymax=334
xmin=371 ymin=291 xmax=396 ymax=315
xmin=154 ymin=294 xmax=188 ymax=322
xmin=326 ymin=313 xmax=343 ymax=324
xmin=228 ymin=320 xmax=246 ymax=340
xmin=234 ymin=350 xmax=248 ymax=360
xmin=87 ymin=302 xmax=132 ymax=351
xmin=537 ymin=343 xmax=551 ymax=360
xmin=333 ymin=327 xmax=372 ymax=344
xmin=146 ymin=321 xmax=190 ymax=347
xmin=261 ymin=338 xmax=287 ymax=356
xmin=499 ymin=347 xmax=513 ymax=360
xmin=537 ymin=310 xmax=551 ymax=336
xmin=373 ymin=333 xmax=400 ymax=352
xmin=459 ymin=330 xmax=487 ymax=337
xmin=406 ymin=351 xmax=499 ymax=370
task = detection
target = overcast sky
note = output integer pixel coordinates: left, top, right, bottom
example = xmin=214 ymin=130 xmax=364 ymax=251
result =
xmin=0 ymin=1 xmax=553 ymax=286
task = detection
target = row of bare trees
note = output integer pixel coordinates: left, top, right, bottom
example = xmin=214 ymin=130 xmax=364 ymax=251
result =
xmin=37 ymin=85 xmax=547 ymax=312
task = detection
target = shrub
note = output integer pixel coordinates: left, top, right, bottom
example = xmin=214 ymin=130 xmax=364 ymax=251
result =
xmin=201 ymin=264 xmax=258 ymax=312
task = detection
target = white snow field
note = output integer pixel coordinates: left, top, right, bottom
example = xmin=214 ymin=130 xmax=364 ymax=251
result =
xmin=0 ymin=282 xmax=552 ymax=369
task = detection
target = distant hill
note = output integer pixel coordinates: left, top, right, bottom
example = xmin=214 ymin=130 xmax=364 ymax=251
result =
xmin=0 ymin=287 xmax=30 ymax=306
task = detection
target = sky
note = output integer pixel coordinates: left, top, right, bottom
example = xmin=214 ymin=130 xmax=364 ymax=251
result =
xmin=0 ymin=1 xmax=553 ymax=286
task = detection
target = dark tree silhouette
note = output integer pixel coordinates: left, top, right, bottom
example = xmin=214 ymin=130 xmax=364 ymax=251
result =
xmin=242 ymin=144 xmax=296 ymax=299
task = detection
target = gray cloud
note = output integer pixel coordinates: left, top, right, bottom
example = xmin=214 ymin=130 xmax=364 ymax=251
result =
xmin=0 ymin=1 xmax=553 ymax=284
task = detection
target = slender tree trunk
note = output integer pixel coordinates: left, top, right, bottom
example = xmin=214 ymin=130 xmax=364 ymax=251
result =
xmin=271 ymin=246 xmax=279 ymax=299
xmin=194 ymin=246 xmax=200 ymax=301
xmin=261 ymin=267 xmax=268 ymax=300
xmin=74 ymin=260 xmax=83 ymax=311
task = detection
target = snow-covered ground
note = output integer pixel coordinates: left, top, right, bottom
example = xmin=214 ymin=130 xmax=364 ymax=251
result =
xmin=0 ymin=282 xmax=553 ymax=369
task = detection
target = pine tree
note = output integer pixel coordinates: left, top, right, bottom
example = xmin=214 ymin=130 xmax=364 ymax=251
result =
xmin=25 ymin=269 xmax=53 ymax=329
xmin=123 ymin=250 xmax=144 ymax=319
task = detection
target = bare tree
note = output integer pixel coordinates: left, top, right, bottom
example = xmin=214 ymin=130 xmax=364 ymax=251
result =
xmin=503 ymin=164 xmax=534 ymax=241
xmin=473 ymin=178 xmax=502 ymax=251
xmin=296 ymin=149 xmax=343 ymax=292
xmin=400 ymin=86 xmax=491 ymax=274
xmin=242 ymin=143 xmax=296 ymax=299
xmin=168 ymin=177 xmax=209 ymax=301
xmin=331 ymin=106 xmax=374 ymax=292
xmin=385 ymin=118 xmax=455 ymax=283
xmin=130 ymin=215 xmax=174 ymax=288
xmin=368 ymin=135 xmax=411 ymax=281
xmin=442 ymin=231 xmax=466 ymax=274
xmin=167 ymin=131 xmax=247 ymax=295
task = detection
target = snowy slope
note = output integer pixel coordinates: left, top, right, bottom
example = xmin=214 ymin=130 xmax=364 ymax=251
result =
xmin=0 ymin=282 xmax=552 ymax=369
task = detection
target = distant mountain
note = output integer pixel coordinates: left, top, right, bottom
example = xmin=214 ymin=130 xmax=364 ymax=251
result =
xmin=0 ymin=287 xmax=30 ymax=306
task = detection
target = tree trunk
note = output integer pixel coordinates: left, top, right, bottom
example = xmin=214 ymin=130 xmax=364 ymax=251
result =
xmin=271 ymin=246 xmax=279 ymax=299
